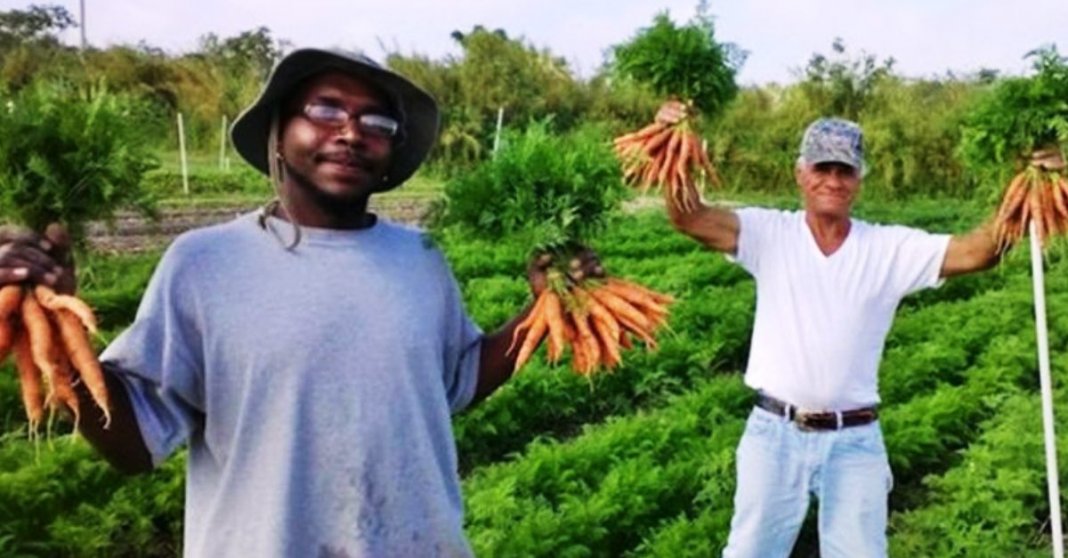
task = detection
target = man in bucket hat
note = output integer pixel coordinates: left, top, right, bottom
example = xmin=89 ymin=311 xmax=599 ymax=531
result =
xmin=657 ymin=102 xmax=1007 ymax=557
xmin=0 ymin=48 xmax=600 ymax=557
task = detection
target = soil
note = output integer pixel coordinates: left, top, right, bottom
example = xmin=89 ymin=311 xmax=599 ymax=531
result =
xmin=86 ymin=197 xmax=436 ymax=253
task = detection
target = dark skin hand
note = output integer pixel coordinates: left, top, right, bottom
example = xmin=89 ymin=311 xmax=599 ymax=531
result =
xmin=471 ymin=246 xmax=605 ymax=404
xmin=0 ymin=224 xmax=153 ymax=474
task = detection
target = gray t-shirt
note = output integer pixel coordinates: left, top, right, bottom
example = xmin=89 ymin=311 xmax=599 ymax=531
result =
xmin=101 ymin=213 xmax=483 ymax=558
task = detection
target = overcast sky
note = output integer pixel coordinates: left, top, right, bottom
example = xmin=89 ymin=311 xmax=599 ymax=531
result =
xmin=16 ymin=0 xmax=1068 ymax=85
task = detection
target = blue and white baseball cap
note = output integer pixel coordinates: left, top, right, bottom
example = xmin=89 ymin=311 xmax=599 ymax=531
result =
xmin=799 ymin=118 xmax=866 ymax=174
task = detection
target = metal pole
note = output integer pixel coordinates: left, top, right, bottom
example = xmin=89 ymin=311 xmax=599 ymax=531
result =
xmin=219 ymin=115 xmax=228 ymax=170
xmin=79 ymin=0 xmax=87 ymax=50
xmin=177 ymin=113 xmax=189 ymax=195
xmin=1029 ymin=219 xmax=1064 ymax=558
xmin=492 ymin=107 xmax=504 ymax=158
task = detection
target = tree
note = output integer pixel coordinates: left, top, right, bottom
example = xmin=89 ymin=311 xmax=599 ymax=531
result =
xmin=0 ymin=4 xmax=75 ymax=51
xmin=798 ymin=38 xmax=895 ymax=120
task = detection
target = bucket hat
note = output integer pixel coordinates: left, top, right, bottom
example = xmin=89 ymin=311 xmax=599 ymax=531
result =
xmin=231 ymin=48 xmax=440 ymax=189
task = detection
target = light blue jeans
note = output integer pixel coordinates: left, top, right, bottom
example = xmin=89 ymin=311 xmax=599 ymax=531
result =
xmin=722 ymin=407 xmax=893 ymax=558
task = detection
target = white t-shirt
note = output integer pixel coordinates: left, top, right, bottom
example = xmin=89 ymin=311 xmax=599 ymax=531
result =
xmin=733 ymin=207 xmax=951 ymax=411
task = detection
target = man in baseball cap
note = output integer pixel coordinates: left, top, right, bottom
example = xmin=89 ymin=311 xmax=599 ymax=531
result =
xmin=655 ymin=102 xmax=1006 ymax=556
xmin=17 ymin=48 xmax=604 ymax=557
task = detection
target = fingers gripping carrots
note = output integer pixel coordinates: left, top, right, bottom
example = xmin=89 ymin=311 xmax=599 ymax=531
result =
xmin=4 ymin=282 xmax=109 ymax=434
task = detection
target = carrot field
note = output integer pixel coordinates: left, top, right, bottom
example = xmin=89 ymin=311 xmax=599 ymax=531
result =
xmin=1 ymin=195 xmax=1066 ymax=557
xmin=2 ymin=5 xmax=1067 ymax=556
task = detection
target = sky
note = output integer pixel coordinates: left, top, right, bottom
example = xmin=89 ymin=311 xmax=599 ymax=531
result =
xmin=12 ymin=0 xmax=1068 ymax=85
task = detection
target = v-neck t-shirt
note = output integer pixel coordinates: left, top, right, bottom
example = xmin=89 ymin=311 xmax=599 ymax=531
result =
xmin=732 ymin=207 xmax=950 ymax=411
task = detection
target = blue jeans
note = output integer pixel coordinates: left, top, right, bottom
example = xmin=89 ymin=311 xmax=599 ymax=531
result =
xmin=722 ymin=407 xmax=893 ymax=558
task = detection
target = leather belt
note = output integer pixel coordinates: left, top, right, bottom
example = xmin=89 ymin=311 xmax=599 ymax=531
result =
xmin=755 ymin=393 xmax=878 ymax=432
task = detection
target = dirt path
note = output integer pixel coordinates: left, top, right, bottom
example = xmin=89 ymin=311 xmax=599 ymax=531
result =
xmin=87 ymin=197 xmax=436 ymax=253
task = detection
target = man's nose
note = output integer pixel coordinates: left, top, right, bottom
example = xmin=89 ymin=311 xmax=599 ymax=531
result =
xmin=334 ymin=119 xmax=363 ymax=142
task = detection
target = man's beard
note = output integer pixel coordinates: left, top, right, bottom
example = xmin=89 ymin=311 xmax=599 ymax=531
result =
xmin=283 ymin=160 xmax=378 ymax=218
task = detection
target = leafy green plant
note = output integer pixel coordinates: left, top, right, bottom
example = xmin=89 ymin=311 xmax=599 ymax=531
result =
xmin=0 ymin=80 xmax=159 ymax=242
xmin=958 ymin=45 xmax=1068 ymax=182
xmin=610 ymin=8 xmax=742 ymax=117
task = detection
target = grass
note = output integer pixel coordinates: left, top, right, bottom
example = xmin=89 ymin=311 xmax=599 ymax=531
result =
xmin=151 ymin=150 xmax=445 ymax=208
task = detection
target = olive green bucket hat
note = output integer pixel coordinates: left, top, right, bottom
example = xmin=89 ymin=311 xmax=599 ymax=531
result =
xmin=230 ymin=47 xmax=440 ymax=190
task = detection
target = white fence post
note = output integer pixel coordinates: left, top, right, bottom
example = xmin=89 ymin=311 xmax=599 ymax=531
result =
xmin=177 ymin=112 xmax=189 ymax=195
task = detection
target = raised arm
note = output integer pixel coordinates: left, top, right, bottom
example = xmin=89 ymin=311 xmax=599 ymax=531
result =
xmin=667 ymin=201 xmax=742 ymax=254
xmin=940 ymin=220 xmax=1001 ymax=278
xmin=653 ymin=101 xmax=742 ymax=254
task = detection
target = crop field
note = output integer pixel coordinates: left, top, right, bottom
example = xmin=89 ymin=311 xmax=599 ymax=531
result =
xmin=1 ymin=195 xmax=1066 ymax=557
xmin=2 ymin=5 xmax=1066 ymax=556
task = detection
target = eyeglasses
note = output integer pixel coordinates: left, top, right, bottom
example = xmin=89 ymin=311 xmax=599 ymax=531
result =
xmin=302 ymin=102 xmax=400 ymax=139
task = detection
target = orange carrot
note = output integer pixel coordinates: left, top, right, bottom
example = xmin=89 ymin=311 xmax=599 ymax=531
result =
xmin=570 ymin=311 xmax=600 ymax=375
xmin=542 ymin=291 xmax=566 ymax=364
xmin=48 ymin=349 xmax=81 ymax=426
xmin=590 ymin=315 xmax=622 ymax=370
xmin=587 ymin=288 xmax=654 ymax=336
xmin=565 ymin=314 xmax=587 ymax=374
xmin=600 ymin=281 xmax=670 ymax=318
xmin=33 ymin=285 xmax=99 ymax=334
xmin=21 ymin=292 xmax=60 ymax=389
xmin=0 ymin=284 xmax=24 ymax=358
xmin=613 ymin=122 xmax=665 ymax=146
xmin=513 ymin=308 xmax=548 ymax=373
xmin=11 ymin=326 xmax=44 ymax=434
xmin=508 ymin=292 xmax=548 ymax=355
xmin=53 ymin=308 xmax=110 ymax=426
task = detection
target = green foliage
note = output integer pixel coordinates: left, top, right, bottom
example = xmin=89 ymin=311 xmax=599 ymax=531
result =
xmin=0 ymin=4 xmax=75 ymax=52
xmin=388 ymin=26 xmax=599 ymax=176
xmin=439 ymin=121 xmax=625 ymax=245
xmin=798 ymin=38 xmax=895 ymax=120
xmin=1 ymin=198 xmax=1068 ymax=555
xmin=141 ymin=166 xmax=267 ymax=198
xmin=958 ymin=45 xmax=1068 ymax=183
xmin=0 ymin=81 xmax=158 ymax=240
xmin=861 ymin=77 xmax=977 ymax=198
xmin=611 ymin=9 xmax=742 ymax=117
xmin=709 ymin=86 xmax=817 ymax=194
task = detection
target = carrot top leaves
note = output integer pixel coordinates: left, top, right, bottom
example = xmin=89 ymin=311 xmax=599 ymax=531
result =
xmin=439 ymin=121 xmax=625 ymax=244
xmin=610 ymin=8 xmax=744 ymax=118
xmin=958 ymin=45 xmax=1068 ymax=183
xmin=0 ymin=81 xmax=158 ymax=243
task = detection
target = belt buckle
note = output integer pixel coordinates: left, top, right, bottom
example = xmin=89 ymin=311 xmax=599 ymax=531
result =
xmin=794 ymin=411 xmax=822 ymax=432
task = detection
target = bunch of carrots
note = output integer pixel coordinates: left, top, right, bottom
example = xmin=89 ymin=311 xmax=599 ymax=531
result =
xmin=993 ymin=149 xmax=1068 ymax=252
xmin=613 ymin=102 xmax=717 ymax=214
xmin=1 ymin=282 xmax=109 ymax=435
xmin=509 ymin=269 xmax=673 ymax=376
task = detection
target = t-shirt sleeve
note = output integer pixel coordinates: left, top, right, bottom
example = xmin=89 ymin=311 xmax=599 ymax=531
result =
xmin=100 ymin=241 xmax=205 ymax=467
xmin=437 ymin=259 xmax=483 ymax=414
xmin=732 ymin=207 xmax=776 ymax=276
xmin=883 ymin=225 xmax=952 ymax=296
